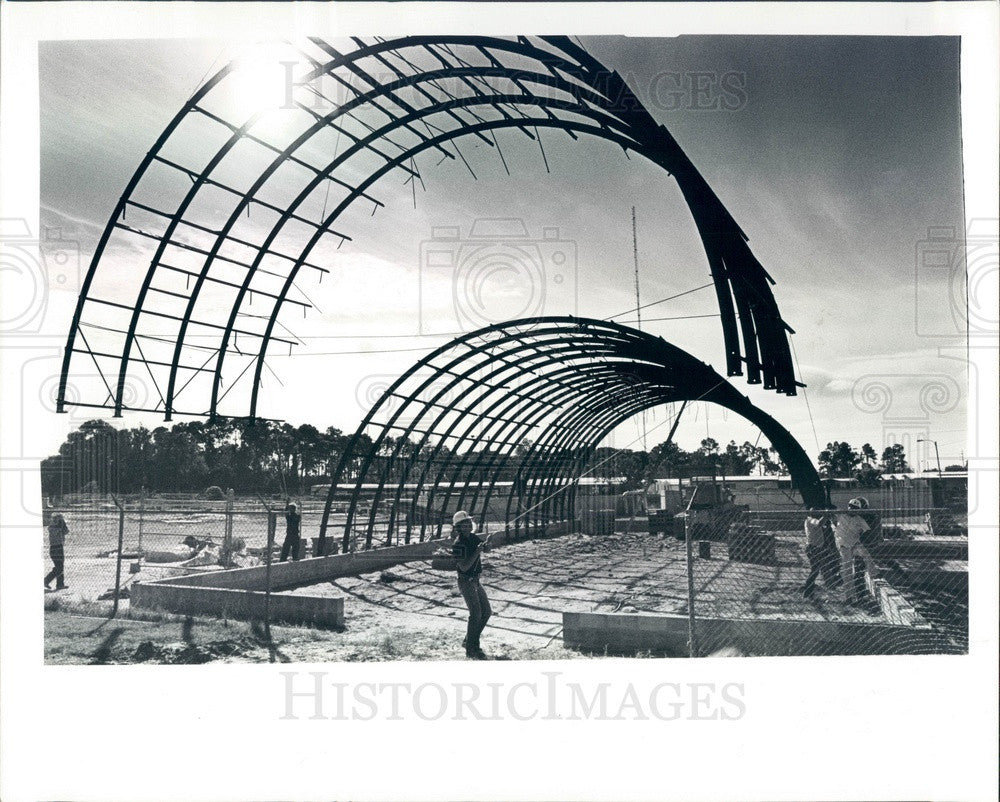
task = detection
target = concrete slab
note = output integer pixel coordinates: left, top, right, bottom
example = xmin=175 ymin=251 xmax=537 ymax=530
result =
xmin=289 ymin=531 xmax=891 ymax=649
xmin=893 ymin=560 xmax=968 ymax=593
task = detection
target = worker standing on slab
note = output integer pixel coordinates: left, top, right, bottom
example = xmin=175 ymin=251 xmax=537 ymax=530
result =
xmin=450 ymin=510 xmax=492 ymax=659
xmin=44 ymin=512 xmax=69 ymax=591
xmin=280 ymin=502 xmax=302 ymax=561
xmin=833 ymin=500 xmax=877 ymax=604
xmin=852 ymin=496 xmax=882 ymax=600
xmin=801 ymin=507 xmax=841 ymax=597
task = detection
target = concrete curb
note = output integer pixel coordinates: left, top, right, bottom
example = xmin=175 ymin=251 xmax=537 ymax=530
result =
xmin=866 ymin=574 xmax=933 ymax=628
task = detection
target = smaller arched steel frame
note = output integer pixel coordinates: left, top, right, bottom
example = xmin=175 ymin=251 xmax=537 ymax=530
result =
xmin=319 ymin=317 xmax=823 ymax=551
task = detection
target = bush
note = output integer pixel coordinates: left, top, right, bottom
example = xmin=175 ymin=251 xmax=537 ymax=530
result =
xmin=203 ymin=485 xmax=225 ymax=500
xmin=854 ymin=465 xmax=883 ymax=489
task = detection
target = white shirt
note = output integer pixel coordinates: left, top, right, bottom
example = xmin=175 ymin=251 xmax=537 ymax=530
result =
xmin=804 ymin=516 xmax=827 ymax=548
xmin=833 ymin=513 xmax=869 ymax=549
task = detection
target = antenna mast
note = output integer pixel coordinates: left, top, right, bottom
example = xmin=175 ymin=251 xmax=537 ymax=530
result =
xmin=631 ymin=206 xmax=642 ymax=331
xmin=632 ymin=206 xmax=648 ymax=451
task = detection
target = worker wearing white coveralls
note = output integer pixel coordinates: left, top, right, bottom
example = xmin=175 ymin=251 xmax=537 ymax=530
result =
xmin=833 ymin=499 xmax=877 ymax=602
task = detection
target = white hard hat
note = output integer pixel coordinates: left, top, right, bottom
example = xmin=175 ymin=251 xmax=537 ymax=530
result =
xmin=452 ymin=510 xmax=475 ymax=531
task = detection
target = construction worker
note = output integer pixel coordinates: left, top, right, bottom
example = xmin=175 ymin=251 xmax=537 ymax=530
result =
xmin=854 ymin=495 xmax=883 ymax=547
xmin=280 ymin=502 xmax=302 ymax=561
xmin=450 ymin=510 xmax=492 ymax=659
xmin=833 ymin=499 xmax=877 ymax=604
xmin=852 ymin=496 xmax=882 ymax=598
xmin=44 ymin=512 xmax=69 ymax=590
xmin=801 ymin=507 xmax=841 ymax=597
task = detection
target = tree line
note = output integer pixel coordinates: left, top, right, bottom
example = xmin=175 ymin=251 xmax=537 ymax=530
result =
xmin=41 ymin=418 xmax=956 ymax=497
xmin=41 ymin=419 xmax=355 ymax=496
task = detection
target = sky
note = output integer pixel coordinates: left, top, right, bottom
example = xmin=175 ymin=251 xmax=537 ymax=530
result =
xmin=36 ymin=35 xmax=969 ymax=469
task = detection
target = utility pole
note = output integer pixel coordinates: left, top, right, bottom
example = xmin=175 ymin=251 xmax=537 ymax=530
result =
xmin=918 ymin=438 xmax=942 ymax=475
xmin=631 ymin=206 xmax=647 ymax=452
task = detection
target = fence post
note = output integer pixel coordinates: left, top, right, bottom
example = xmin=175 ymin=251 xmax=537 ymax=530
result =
xmin=265 ymin=510 xmax=276 ymax=640
xmin=137 ymin=488 xmax=145 ymax=561
xmin=224 ymin=493 xmax=234 ymax=568
xmin=684 ymin=512 xmax=698 ymax=658
xmin=110 ymin=494 xmax=125 ymax=620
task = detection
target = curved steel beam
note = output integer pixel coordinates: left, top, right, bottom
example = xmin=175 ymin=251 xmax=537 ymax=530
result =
xmin=321 ymin=323 xmax=667 ymax=543
xmin=201 ymin=73 xmax=639 ymax=417
xmin=61 ymin=35 xmax=802 ymax=424
xmin=332 ymin=327 xmax=638 ymax=543
xmin=321 ymin=317 xmax=823 ymax=548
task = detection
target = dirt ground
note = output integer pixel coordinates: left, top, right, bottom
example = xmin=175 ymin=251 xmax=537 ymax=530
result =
xmin=46 ymin=530 xmax=886 ymax=664
xmin=44 ymin=603 xmax=579 ymax=664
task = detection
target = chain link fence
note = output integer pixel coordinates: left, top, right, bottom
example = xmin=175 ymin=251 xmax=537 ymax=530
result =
xmin=674 ymin=501 xmax=967 ymax=656
xmin=43 ymin=484 xmax=968 ymax=658
xmin=41 ymin=492 xmax=336 ymax=607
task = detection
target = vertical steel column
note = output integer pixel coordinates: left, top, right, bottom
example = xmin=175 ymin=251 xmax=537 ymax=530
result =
xmin=684 ymin=512 xmax=698 ymax=658
xmin=110 ymin=494 xmax=126 ymax=620
xmin=265 ymin=510 xmax=276 ymax=641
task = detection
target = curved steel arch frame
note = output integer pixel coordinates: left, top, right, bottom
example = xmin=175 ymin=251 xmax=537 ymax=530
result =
xmin=59 ymin=35 xmax=801 ymax=423
xmin=319 ymin=317 xmax=823 ymax=550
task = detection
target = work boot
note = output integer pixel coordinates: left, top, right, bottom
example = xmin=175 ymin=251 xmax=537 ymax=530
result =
xmin=466 ymin=647 xmax=487 ymax=660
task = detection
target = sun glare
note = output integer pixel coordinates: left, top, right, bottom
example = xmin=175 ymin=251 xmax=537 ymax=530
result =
xmin=230 ymin=41 xmax=301 ymax=117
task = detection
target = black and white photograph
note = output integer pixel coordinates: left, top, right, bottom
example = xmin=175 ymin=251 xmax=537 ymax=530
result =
xmin=30 ymin=31 xmax=977 ymax=661
xmin=1 ymin=2 xmax=997 ymax=801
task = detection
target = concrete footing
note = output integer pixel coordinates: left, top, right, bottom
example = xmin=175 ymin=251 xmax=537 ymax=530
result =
xmin=563 ymin=609 xmax=944 ymax=657
xmin=865 ymin=574 xmax=927 ymax=627
xmin=130 ymin=582 xmax=344 ymax=628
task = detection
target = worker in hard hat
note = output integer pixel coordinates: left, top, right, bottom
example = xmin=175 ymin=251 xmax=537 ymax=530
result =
xmin=450 ymin=510 xmax=492 ymax=659
xmin=833 ymin=499 xmax=878 ymax=604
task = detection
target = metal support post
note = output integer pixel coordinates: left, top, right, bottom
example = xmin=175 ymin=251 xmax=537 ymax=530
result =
xmin=265 ymin=510 xmax=276 ymax=641
xmin=110 ymin=494 xmax=125 ymax=619
xmin=684 ymin=513 xmax=698 ymax=658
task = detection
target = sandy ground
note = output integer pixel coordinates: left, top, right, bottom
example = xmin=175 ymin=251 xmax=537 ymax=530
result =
xmin=44 ymin=602 xmax=579 ymax=664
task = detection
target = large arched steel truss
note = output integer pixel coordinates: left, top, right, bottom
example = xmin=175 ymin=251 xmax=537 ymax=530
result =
xmin=319 ymin=317 xmax=823 ymax=551
xmin=58 ymin=35 xmax=800 ymax=423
